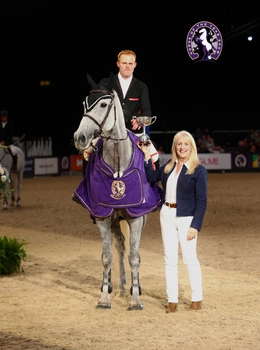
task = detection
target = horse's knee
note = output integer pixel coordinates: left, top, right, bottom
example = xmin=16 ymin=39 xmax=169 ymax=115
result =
xmin=101 ymin=253 xmax=113 ymax=269
xmin=128 ymin=253 xmax=141 ymax=269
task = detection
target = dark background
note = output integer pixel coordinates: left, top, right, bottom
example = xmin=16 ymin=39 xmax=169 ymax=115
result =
xmin=1 ymin=1 xmax=260 ymax=155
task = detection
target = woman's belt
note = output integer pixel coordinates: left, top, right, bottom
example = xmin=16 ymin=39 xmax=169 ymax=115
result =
xmin=164 ymin=202 xmax=177 ymax=208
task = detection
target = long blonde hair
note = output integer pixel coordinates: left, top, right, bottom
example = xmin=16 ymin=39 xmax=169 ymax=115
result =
xmin=164 ymin=130 xmax=199 ymax=175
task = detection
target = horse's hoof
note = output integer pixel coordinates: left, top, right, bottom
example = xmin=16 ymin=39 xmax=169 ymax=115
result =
xmin=96 ymin=302 xmax=111 ymax=309
xmin=127 ymin=304 xmax=143 ymax=311
xmin=2 ymin=207 xmax=8 ymax=211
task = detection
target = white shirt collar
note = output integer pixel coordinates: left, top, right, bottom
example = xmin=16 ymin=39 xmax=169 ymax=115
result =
xmin=176 ymin=160 xmax=190 ymax=169
xmin=118 ymin=73 xmax=133 ymax=98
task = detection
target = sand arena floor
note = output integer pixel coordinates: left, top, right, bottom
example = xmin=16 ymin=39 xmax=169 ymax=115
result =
xmin=0 ymin=172 xmax=260 ymax=349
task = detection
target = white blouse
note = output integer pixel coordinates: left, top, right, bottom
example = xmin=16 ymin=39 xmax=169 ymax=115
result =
xmin=165 ymin=160 xmax=190 ymax=204
xmin=165 ymin=164 xmax=180 ymax=203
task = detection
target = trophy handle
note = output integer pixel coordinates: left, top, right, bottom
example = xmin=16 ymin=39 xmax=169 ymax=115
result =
xmin=150 ymin=116 xmax=157 ymax=125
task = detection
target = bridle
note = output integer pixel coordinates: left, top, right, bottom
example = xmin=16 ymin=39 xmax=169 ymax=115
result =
xmin=82 ymin=89 xmax=129 ymax=176
xmin=82 ymin=89 xmax=128 ymax=143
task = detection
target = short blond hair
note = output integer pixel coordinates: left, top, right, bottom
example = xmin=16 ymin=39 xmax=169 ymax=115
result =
xmin=117 ymin=50 xmax=136 ymax=61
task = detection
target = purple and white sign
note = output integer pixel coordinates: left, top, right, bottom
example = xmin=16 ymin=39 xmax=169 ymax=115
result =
xmin=186 ymin=21 xmax=223 ymax=62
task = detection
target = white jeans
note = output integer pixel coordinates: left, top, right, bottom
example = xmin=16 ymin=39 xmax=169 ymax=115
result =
xmin=160 ymin=204 xmax=202 ymax=303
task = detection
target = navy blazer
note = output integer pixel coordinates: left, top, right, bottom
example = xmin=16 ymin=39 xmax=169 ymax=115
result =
xmin=144 ymin=159 xmax=208 ymax=231
xmin=99 ymin=74 xmax=152 ymax=131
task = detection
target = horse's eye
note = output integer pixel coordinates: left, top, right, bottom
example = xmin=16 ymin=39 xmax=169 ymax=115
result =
xmin=100 ymin=102 xmax=107 ymax=108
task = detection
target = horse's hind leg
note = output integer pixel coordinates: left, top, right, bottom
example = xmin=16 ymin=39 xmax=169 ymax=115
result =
xmin=96 ymin=218 xmax=113 ymax=309
xmin=114 ymin=219 xmax=127 ymax=296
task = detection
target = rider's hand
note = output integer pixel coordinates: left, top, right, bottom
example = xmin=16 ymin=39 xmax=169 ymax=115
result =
xmin=131 ymin=118 xmax=142 ymax=130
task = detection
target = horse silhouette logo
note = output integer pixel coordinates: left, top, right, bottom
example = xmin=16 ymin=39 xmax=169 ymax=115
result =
xmin=234 ymin=154 xmax=247 ymax=168
xmin=111 ymin=180 xmax=126 ymax=199
xmin=186 ymin=21 xmax=223 ymax=62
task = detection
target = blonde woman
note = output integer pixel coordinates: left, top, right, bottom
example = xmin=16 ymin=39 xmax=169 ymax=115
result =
xmin=138 ymin=130 xmax=208 ymax=313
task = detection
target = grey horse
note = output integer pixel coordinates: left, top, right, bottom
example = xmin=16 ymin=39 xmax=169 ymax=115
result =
xmin=0 ymin=145 xmax=25 ymax=210
xmin=73 ymin=73 xmax=161 ymax=310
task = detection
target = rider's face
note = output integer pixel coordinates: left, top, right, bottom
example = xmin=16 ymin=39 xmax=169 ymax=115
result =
xmin=117 ymin=54 xmax=137 ymax=79
xmin=1 ymin=116 xmax=8 ymax=123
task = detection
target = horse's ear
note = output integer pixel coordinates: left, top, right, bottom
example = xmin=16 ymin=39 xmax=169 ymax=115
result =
xmin=86 ymin=74 xmax=96 ymax=89
xmin=107 ymin=72 xmax=115 ymax=91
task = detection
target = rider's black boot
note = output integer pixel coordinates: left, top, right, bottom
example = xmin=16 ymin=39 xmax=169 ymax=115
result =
xmin=12 ymin=155 xmax=18 ymax=172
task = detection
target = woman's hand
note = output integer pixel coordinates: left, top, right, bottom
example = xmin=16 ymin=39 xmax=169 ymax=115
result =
xmin=137 ymin=142 xmax=151 ymax=157
xmin=187 ymin=228 xmax=198 ymax=240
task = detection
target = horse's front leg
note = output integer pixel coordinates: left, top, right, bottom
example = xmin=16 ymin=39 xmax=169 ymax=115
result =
xmin=96 ymin=218 xmax=113 ymax=309
xmin=127 ymin=216 xmax=146 ymax=310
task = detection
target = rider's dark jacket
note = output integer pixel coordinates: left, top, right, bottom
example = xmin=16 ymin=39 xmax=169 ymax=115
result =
xmin=0 ymin=120 xmax=14 ymax=146
xmin=99 ymin=74 xmax=152 ymax=132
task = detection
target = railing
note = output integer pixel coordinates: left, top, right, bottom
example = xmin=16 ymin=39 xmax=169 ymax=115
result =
xmin=149 ymin=130 xmax=259 ymax=153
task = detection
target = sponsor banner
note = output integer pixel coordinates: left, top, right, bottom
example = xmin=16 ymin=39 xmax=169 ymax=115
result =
xmin=58 ymin=156 xmax=71 ymax=172
xmin=231 ymin=153 xmax=251 ymax=170
xmin=251 ymin=154 xmax=260 ymax=169
xmin=199 ymin=154 xmax=231 ymax=170
xmin=70 ymin=155 xmax=83 ymax=171
xmin=159 ymin=153 xmax=232 ymax=170
xmin=34 ymin=157 xmax=58 ymax=175
xmin=24 ymin=157 xmax=34 ymax=174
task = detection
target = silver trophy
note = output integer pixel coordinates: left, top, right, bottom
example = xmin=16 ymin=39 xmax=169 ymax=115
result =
xmin=135 ymin=116 xmax=157 ymax=145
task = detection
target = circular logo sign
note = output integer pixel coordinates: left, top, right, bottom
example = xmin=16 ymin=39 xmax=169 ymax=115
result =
xmin=186 ymin=21 xmax=223 ymax=62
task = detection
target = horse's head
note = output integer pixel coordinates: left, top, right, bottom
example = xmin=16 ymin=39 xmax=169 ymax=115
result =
xmin=74 ymin=73 xmax=125 ymax=151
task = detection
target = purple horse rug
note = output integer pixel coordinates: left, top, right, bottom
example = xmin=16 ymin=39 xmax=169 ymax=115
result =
xmin=73 ymin=132 xmax=162 ymax=219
